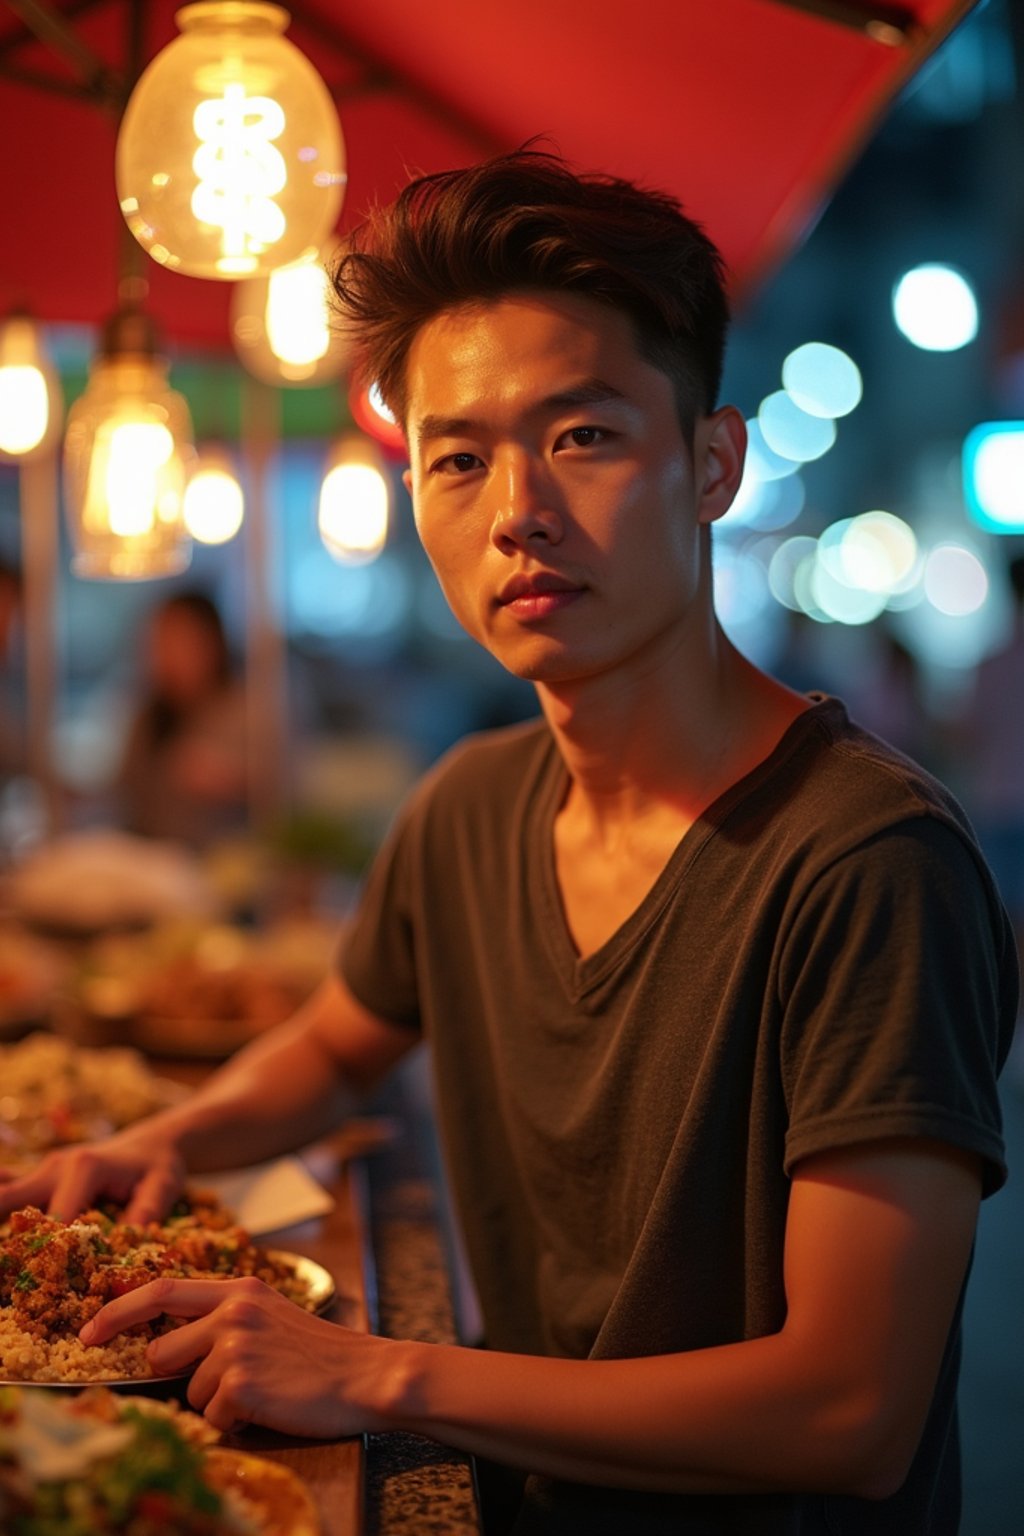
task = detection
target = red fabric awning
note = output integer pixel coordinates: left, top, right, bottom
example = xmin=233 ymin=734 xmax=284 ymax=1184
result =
xmin=0 ymin=0 xmax=977 ymax=351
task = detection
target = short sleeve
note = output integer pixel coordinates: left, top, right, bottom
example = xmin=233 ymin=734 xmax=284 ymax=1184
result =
xmin=778 ymin=816 xmax=1016 ymax=1195
xmin=337 ymin=790 xmax=425 ymax=1032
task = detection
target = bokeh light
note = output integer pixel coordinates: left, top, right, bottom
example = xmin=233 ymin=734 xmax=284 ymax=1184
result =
xmin=962 ymin=422 xmax=1024 ymax=533
xmin=923 ymin=543 xmax=988 ymax=615
xmin=892 ymin=263 xmax=978 ymax=351
xmin=781 ymin=342 xmax=863 ymax=419
xmin=319 ymin=461 xmax=389 ymax=565
xmin=745 ymin=418 xmax=801 ymax=481
xmin=721 ymin=465 xmax=805 ymax=531
xmin=839 ymin=511 xmax=919 ymax=594
xmin=758 ymin=390 xmax=837 ymax=462
xmin=290 ymin=546 xmax=410 ymax=639
xmin=183 ymin=462 xmax=244 ymax=545
xmin=768 ymin=536 xmax=818 ymax=611
xmin=810 ymin=555 xmax=888 ymax=625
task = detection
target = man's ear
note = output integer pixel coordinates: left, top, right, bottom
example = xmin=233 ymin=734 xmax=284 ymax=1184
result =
xmin=402 ymin=467 xmax=413 ymax=497
xmin=695 ymin=406 xmax=747 ymax=526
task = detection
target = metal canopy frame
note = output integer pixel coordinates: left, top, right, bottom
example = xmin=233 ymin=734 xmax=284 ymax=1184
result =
xmin=0 ymin=0 xmax=927 ymax=114
xmin=0 ymin=0 xmax=500 ymax=152
xmin=769 ymin=0 xmax=920 ymax=45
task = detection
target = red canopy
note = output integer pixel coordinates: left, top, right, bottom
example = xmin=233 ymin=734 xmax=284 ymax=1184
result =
xmin=0 ymin=0 xmax=976 ymax=351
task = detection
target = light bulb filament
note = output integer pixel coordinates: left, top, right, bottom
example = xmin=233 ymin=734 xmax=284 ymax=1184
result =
xmin=191 ymin=83 xmax=288 ymax=273
xmin=84 ymin=419 xmax=174 ymax=539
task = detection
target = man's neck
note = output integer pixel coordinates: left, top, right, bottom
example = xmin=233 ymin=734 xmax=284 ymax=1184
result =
xmin=538 ymin=628 xmax=810 ymax=842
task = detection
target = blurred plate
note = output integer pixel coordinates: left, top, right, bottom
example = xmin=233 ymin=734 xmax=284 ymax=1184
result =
xmin=268 ymin=1250 xmax=336 ymax=1316
xmin=204 ymin=1448 xmax=323 ymax=1536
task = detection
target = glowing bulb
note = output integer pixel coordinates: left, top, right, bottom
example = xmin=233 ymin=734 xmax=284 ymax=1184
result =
xmin=318 ymin=435 xmax=390 ymax=565
xmin=184 ymin=452 xmax=244 ymax=544
xmin=93 ymin=420 xmax=174 ymax=537
xmin=266 ymin=257 xmax=330 ymax=364
xmin=116 ymin=2 xmax=345 ymax=280
xmin=191 ymin=83 xmax=288 ymax=272
xmin=0 ymin=368 xmax=49 ymax=455
xmin=231 ymin=246 xmax=347 ymax=384
xmin=63 ymin=312 xmax=193 ymax=580
xmin=892 ymin=264 xmax=978 ymax=351
xmin=0 ymin=314 xmax=63 ymax=459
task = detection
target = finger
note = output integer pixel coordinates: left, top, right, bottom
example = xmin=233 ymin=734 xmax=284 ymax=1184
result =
xmin=47 ymin=1151 xmax=127 ymax=1224
xmin=203 ymin=1368 xmax=252 ymax=1434
xmin=81 ymin=1278 xmax=232 ymax=1345
xmin=124 ymin=1159 xmax=183 ymax=1226
xmin=0 ymin=1167 xmax=52 ymax=1216
xmin=185 ymin=1345 xmax=225 ymax=1412
xmin=148 ymin=1315 xmax=222 ymax=1376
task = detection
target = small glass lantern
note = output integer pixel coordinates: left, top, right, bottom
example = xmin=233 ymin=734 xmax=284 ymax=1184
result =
xmin=63 ymin=309 xmax=194 ymax=579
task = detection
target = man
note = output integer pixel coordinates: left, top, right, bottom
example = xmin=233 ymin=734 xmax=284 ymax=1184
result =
xmin=0 ymin=152 xmax=1015 ymax=1535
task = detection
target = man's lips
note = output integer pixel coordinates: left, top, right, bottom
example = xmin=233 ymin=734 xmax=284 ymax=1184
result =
xmin=497 ymin=572 xmax=584 ymax=606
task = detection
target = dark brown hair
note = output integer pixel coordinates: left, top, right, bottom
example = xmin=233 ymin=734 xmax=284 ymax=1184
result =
xmin=331 ymin=149 xmax=730 ymax=434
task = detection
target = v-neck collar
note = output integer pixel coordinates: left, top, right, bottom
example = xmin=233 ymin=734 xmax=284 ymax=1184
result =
xmin=529 ymin=694 xmax=838 ymax=1002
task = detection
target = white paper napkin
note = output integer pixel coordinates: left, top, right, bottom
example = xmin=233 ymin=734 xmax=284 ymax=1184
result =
xmin=203 ymin=1156 xmax=334 ymax=1237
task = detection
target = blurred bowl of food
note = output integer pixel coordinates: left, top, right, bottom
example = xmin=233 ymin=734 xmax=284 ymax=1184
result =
xmin=64 ymin=915 xmax=338 ymax=1060
xmin=6 ymin=830 xmax=219 ymax=938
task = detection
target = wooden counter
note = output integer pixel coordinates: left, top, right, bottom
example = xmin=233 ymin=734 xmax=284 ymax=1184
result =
xmin=213 ymin=1147 xmax=371 ymax=1536
xmin=154 ymin=1061 xmax=480 ymax=1535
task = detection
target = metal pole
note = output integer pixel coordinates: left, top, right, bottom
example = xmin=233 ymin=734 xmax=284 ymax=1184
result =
xmin=19 ymin=445 xmax=62 ymax=833
xmin=241 ymin=373 xmax=288 ymax=831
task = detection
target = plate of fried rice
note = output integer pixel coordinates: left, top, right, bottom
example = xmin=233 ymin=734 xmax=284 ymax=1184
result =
xmin=0 ymin=1191 xmax=334 ymax=1385
xmin=0 ymin=1384 xmax=323 ymax=1533
xmin=0 ymin=1032 xmax=186 ymax=1164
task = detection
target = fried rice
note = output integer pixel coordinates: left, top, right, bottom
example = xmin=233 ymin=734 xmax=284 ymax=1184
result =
xmin=0 ymin=1192 xmax=314 ymax=1383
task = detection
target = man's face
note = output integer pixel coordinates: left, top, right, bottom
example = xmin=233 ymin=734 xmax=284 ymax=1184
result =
xmin=403 ymin=290 xmax=739 ymax=688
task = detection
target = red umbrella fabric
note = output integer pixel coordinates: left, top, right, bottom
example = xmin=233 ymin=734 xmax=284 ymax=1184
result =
xmin=0 ymin=0 xmax=977 ymax=350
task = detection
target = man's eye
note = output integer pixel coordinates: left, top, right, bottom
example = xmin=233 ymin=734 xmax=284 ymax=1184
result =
xmin=557 ymin=426 xmax=607 ymax=450
xmin=433 ymin=452 xmax=482 ymax=475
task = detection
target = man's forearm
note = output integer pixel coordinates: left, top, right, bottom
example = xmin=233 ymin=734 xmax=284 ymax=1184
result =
xmin=367 ymin=1332 xmax=898 ymax=1500
xmin=132 ymin=1000 xmax=356 ymax=1174
xmin=359 ymin=1144 xmax=980 ymax=1504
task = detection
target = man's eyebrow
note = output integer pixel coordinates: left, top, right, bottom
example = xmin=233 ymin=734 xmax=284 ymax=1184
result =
xmin=539 ymin=379 xmax=628 ymax=412
xmin=415 ymin=414 xmax=477 ymax=448
xmin=413 ymin=380 xmax=628 ymax=450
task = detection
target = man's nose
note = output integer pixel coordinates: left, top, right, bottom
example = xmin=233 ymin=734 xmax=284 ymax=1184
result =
xmin=488 ymin=454 xmax=563 ymax=551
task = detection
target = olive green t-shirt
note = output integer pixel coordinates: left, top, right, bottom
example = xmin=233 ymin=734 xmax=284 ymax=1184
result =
xmin=341 ymin=696 xmax=1017 ymax=1535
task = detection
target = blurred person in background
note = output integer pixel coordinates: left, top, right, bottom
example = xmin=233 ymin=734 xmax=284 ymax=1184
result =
xmin=115 ymin=590 xmax=249 ymax=848
xmin=1 ymin=151 xmax=1016 ymax=1536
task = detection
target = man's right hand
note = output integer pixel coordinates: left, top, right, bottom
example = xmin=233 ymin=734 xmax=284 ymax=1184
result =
xmin=0 ymin=1127 xmax=186 ymax=1226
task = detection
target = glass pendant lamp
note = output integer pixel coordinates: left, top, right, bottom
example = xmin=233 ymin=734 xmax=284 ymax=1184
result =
xmin=116 ymin=2 xmax=345 ymax=280
xmin=231 ymin=244 xmax=350 ymax=384
xmin=318 ymin=432 xmax=390 ymax=565
xmin=63 ymin=308 xmax=194 ymax=579
xmin=0 ymin=311 xmax=63 ymax=460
